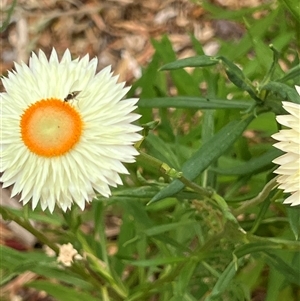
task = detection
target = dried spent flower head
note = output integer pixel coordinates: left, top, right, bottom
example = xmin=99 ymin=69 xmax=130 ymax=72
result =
xmin=0 ymin=49 xmax=142 ymax=212
xmin=272 ymin=85 xmax=300 ymax=206
xmin=57 ymin=243 xmax=82 ymax=267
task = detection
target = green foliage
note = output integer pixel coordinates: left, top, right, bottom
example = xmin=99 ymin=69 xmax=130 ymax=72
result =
xmin=0 ymin=0 xmax=17 ymax=32
xmin=1 ymin=1 xmax=300 ymax=301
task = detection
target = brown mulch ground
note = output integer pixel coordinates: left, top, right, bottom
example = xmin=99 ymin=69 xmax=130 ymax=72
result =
xmin=1 ymin=0 xmax=264 ymax=84
xmin=1 ymin=0 xmax=266 ymax=300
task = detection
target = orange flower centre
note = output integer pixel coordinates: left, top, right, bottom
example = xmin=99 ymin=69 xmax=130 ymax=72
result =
xmin=20 ymin=98 xmax=83 ymax=157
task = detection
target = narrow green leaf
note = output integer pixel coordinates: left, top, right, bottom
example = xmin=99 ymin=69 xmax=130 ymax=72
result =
xmin=143 ymin=220 xmax=197 ymax=236
xmin=277 ymin=64 xmax=300 ymax=83
xmin=130 ymin=51 xmax=163 ymax=123
xmin=263 ymin=252 xmax=300 ymax=285
xmin=252 ymin=237 xmax=300 ymax=251
xmin=120 ymin=200 xmax=190 ymax=252
xmin=152 ymin=37 xmax=200 ymax=95
xmin=0 ymin=272 xmax=19 ymax=286
xmin=234 ymin=242 xmax=281 ymax=258
xmin=150 ymin=115 xmax=254 ymax=203
xmin=174 ymin=261 xmax=198 ymax=297
xmin=146 ymin=197 xmax=178 ymax=212
xmin=0 ymin=0 xmax=17 ymax=32
xmin=211 ymin=148 xmax=282 ymax=175
xmin=219 ymin=56 xmax=260 ymax=101
xmin=280 ymin=0 xmax=300 ymax=23
xmin=27 ymin=280 xmax=100 ymax=301
xmin=30 ymin=265 xmax=92 ymax=290
xmin=138 ymin=97 xmax=253 ymax=110
xmin=262 ymin=81 xmax=300 ymax=103
xmin=286 ymin=207 xmax=300 ymax=240
xmin=0 ymin=245 xmax=31 ymax=268
xmin=202 ymin=1 xmax=272 ymax=20
xmin=0 ymin=206 xmax=63 ymax=226
xmin=202 ymin=109 xmax=216 ymax=188
xmin=205 ymin=260 xmax=242 ymax=301
xmin=145 ymin=133 xmax=181 ymax=170
xmin=248 ymin=35 xmax=273 ymax=73
xmin=112 ymin=186 xmax=161 ymax=198
xmin=125 ymin=256 xmax=187 ymax=267
xmin=159 ymin=55 xmax=219 ymax=70
xmin=217 ymin=8 xmax=279 ymax=61
xmin=250 ymin=197 xmax=272 ymax=234
xmin=265 ymin=264 xmax=285 ymax=301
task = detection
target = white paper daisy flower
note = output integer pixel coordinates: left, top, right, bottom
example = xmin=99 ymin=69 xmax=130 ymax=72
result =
xmin=0 ymin=49 xmax=142 ymax=212
xmin=272 ymin=86 xmax=300 ymax=206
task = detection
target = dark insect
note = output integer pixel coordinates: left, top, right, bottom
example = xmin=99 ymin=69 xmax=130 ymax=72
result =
xmin=64 ymin=91 xmax=81 ymax=102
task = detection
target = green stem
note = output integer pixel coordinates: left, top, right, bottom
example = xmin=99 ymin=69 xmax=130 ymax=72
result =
xmin=138 ymin=151 xmax=165 ymax=171
xmin=179 ymin=175 xmax=213 ymax=198
xmin=0 ymin=206 xmax=59 ymax=253
xmin=232 ymin=177 xmax=278 ymax=216
xmin=83 ymin=263 xmax=126 ymax=300
xmin=139 ymin=151 xmax=213 ymax=198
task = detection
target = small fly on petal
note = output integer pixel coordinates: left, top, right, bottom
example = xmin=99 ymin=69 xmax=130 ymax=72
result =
xmin=64 ymin=91 xmax=81 ymax=103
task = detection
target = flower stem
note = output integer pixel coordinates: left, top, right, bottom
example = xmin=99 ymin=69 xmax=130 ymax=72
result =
xmin=0 ymin=205 xmax=59 ymax=253
xmin=232 ymin=177 xmax=278 ymax=216
xmin=138 ymin=151 xmax=213 ymax=198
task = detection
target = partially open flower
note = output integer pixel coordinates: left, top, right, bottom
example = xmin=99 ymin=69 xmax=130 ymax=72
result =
xmin=0 ymin=49 xmax=142 ymax=212
xmin=57 ymin=243 xmax=82 ymax=267
xmin=272 ymin=86 xmax=300 ymax=206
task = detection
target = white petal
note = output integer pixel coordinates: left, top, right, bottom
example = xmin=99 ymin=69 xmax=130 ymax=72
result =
xmin=272 ymin=97 xmax=300 ymax=206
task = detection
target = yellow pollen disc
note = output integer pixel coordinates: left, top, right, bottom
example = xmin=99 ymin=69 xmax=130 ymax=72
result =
xmin=20 ymin=98 xmax=83 ymax=157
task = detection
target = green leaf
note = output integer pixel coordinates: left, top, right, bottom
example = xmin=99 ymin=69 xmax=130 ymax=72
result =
xmin=263 ymin=252 xmax=300 ymax=285
xmin=0 ymin=245 xmax=92 ymax=290
xmin=248 ymin=33 xmax=273 ymax=73
xmin=30 ymin=265 xmax=92 ymax=290
xmin=152 ymin=36 xmax=200 ymax=95
xmin=145 ymin=133 xmax=181 ymax=170
xmin=202 ymin=1 xmax=272 ymax=20
xmin=131 ymin=51 xmax=164 ymax=123
xmin=219 ymin=56 xmax=260 ymax=101
xmin=27 ymin=280 xmax=100 ymax=301
xmin=0 ymin=245 xmax=30 ymax=269
xmin=265 ymin=264 xmax=285 ymax=301
xmin=217 ymin=8 xmax=279 ymax=61
xmin=120 ymin=200 xmax=190 ymax=252
xmin=286 ymin=207 xmax=300 ymax=240
xmin=1 ymin=206 xmax=63 ymax=226
xmin=0 ymin=245 xmax=54 ymax=270
xmin=262 ymin=81 xmax=300 ymax=103
xmin=277 ymin=64 xmax=300 ymax=83
xmin=234 ymin=242 xmax=282 ymax=258
xmin=150 ymin=116 xmax=254 ymax=203
xmin=113 ymin=186 xmax=161 ymax=199
xmin=0 ymin=0 xmax=17 ymax=32
xmin=138 ymin=97 xmax=253 ymax=110
xmin=211 ymin=148 xmax=282 ymax=175
xmin=159 ymin=55 xmax=219 ymax=70
xmin=173 ymin=261 xmax=198 ymax=297
xmin=143 ymin=220 xmax=197 ymax=236
xmin=204 ymin=260 xmax=242 ymax=301
xmin=125 ymin=256 xmax=187 ymax=267
xmin=280 ymin=0 xmax=300 ymax=23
